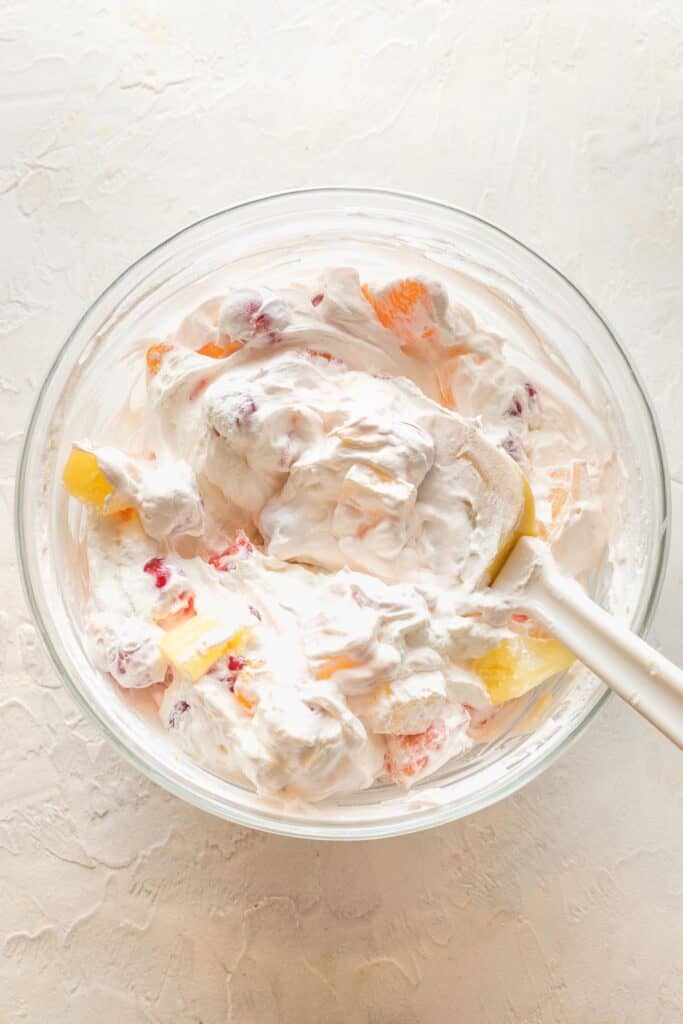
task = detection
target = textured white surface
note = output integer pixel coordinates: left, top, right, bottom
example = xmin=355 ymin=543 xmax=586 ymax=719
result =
xmin=1 ymin=2 xmax=682 ymax=1021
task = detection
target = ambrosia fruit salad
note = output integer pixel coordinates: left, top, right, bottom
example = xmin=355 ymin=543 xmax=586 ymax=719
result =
xmin=62 ymin=269 xmax=610 ymax=801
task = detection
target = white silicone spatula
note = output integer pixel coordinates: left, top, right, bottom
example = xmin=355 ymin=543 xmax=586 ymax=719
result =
xmin=492 ymin=532 xmax=683 ymax=749
xmin=395 ymin=401 xmax=681 ymax=748
xmin=448 ymin=416 xmax=682 ymax=748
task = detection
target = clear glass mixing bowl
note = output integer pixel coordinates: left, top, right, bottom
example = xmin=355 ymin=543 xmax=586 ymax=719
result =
xmin=15 ymin=188 xmax=670 ymax=840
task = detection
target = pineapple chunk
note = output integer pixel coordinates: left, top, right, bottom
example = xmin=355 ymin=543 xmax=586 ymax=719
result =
xmin=487 ymin=473 xmax=537 ymax=582
xmin=62 ymin=447 xmax=114 ymax=510
xmin=159 ymin=614 xmax=249 ymax=682
xmin=472 ymin=636 xmax=575 ymax=706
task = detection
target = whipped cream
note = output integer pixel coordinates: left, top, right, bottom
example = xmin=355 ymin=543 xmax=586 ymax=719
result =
xmin=72 ymin=269 xmax=613 ymax=801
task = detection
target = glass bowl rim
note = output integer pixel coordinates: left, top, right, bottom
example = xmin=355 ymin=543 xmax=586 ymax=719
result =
xmin=14 ymin=186 xmax=672 ymax=840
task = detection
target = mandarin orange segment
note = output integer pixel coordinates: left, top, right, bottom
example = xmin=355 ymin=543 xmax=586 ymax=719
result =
xmin=361 ymin=279 xmax=436 ymax=353
xmin=235 ymin=690 xmax=254 ymax=711
xmin=223 ymin=340 xmax=245 ymax=355
xmin=197 ymin=340 xmax=244 ymax=358
xmin=384 ymin=719 xmax=447 ymax=783
xmin=436 ymin=371 xmax=455 ymax=409
xmin=435 ymin=353 xmax=470 ymax=408
xmin=361 ymin=279 xmax=429 ymax=332
xmin=146 ymin=342 xmax=173 ymax=375
xmin=197 ymin=341 xmax=228 ymax=358
xmin=115 ymin=507 xmax=138 ymax=523
xmin=316 ymin=655 xmax=359 ymax=680
xmin=539 ymin=463 xmax=587 ymax=536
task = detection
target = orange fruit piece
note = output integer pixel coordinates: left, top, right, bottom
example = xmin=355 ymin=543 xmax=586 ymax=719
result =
xmin=197 ymin=340 xmax=244 ymax=358
xmin=235 ymin=690 xmax=254 ymax=711
xmin=316 ymin=655 xmax=359 ymax=680
xmin=362 ymin=279 xmax=428 ymax=324
xmin=146 ymin=342 xmax=173 ymax=375
xmin=197 ymin=341 xmax=227 ymax=358
xmin=436 ymin=370 xmax=455 ymax=409
xmin=537 ymin=462 xmax=590 ymax=541
xmin=361 ymin=279 xmax=433 ymax=349
xmin=223 ymin=340 xmax=245 ymax=356
xmin=384 ymin=719 xmax=447 ymax=782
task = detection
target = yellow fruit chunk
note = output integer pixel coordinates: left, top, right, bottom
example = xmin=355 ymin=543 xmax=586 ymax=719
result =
xmin=472 ymin=636 xmax=575 ymax=706
xmin=160 ymin=615 xmax=249 ymax=683
xmin=62 ymin=448 xmax=114 ymax=510
xmin=487 ymin=473 xmax=538 ymax=583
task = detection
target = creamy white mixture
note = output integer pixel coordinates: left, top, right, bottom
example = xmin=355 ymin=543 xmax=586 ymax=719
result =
xmin=73 ymin=269 xmax=613 ymax=801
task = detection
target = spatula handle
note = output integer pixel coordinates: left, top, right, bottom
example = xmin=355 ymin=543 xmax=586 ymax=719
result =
xmin=509 ymin=538 xmax=683 ymax=749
